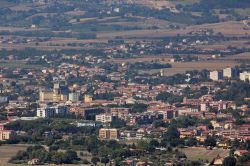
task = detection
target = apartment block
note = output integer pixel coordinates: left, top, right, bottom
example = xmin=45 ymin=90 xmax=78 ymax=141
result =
xmin=37 ymin=105 xmax=68 ymax=118
xmin=99 ymin=128 xmax=120 ymax=140
xmin=210 ymin=70 xmax=223 ymax=81
xmin=240 ymin=71 xmax=250 ymax=81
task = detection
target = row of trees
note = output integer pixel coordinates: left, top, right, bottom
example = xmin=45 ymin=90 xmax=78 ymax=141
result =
xmin=10 ymin=146 xmax=79 ymax=165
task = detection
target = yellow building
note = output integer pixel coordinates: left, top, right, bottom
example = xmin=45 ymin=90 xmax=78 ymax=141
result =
xmin=39 ymin=90 xmax=54 ymax=102
xmin=99 ymin=128 xmax=119 ymax=140
xmin=84 ymin=95 xmax=93 ymax=103
xmin=0 ymin=130 xmax=15 ymax=141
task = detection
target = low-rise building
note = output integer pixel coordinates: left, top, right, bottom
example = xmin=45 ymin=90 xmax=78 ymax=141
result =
xmin=0 ymin=124 xmax=15 ymax=141
xmin=95 ymin=114 xmax=113 ymax=123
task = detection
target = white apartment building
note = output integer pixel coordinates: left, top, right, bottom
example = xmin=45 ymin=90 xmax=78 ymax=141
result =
xmin=37 ymin=105 xmax=68 ymax=118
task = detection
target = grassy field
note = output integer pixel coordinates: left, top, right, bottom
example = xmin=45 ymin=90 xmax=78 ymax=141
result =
xmin=180 ymin=147 xmax=229 ymax=162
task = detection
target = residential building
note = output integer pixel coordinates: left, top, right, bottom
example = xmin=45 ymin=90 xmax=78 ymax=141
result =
xmin=37 ymin=105 xmax=68 ymax=118
xmin=0 ymin=124 xmax=15 ymax=141
xmin=163 ymin=110 xmax=174 ymax=120
xmin=210 ymin=70 xmax=223 ymax=81
xmin=111 ymin=107 xmax=129 ymax=120
xmin=99 ymin=128 xmax=120 ymax=140
xmin=39 ymin=90 xmax=54 ymax=102
xmin=223 ymin=67 xmax=234 ymax=78
xmin=84 ymin=95 xmax=93 ymax=103
xmin=240 ymin=71 xmax=250 ymax=81
xmin=68 ymin=92 xmax=79 ymax=102
xmin=95 ymin=114 xmax=113 ymax=123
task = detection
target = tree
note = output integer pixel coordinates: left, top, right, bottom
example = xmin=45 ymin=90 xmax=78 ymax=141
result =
xmin=153 ymin=120 xmax=168 ymax=128
xmin=156 ymin=92 xmax=183 ymax=104
xmin=130 ymin=103 xmax=148 ymax=113
xmin=185 ymin=137 xmax=198 ymax=147
xmin=110 ymin=118 xmax=126 ymax=128
xmin=162 ymin=124 xmax=180 ymax=147
xmin=204 ymin=136 xmax=216 ymax=147
xmin=222 ymin=156 xmax=236 ymax=166
xmin=91 ymin=156 xmax=100 ymax=166
xmin=101 ymin=157 xmax=109 ymax=166
xmin=64 ymin=150 xmax=78 ymax=163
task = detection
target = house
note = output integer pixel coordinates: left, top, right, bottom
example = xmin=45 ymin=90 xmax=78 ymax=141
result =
xmin=28 ymin=158 xmax=40 ymax=165
xmin=234 ymin=150 xmax=249 ymax=157
xmin=0 ymin=124 xmax=15 ymax=141
xmin=212 ymin=155 xmax=224 ymax=165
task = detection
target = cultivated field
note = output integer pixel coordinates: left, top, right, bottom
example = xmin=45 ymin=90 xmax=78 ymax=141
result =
xmin=0 ymin=61 xmax=42 ymax=69
xmin=0 ymin=144 xmax=93 ymax=166
xmin=139 ymin=60 xmax=239 ymax=76
xmin=111 ymin=56 xmax=172 ymax=63
xmin=0 ymin=144 xmax=29 ymax=166
xmin=180 ymin=147 xmax=229 ymax=162
xmin=221 ymin=52 xmax=250 ymax=61
xmin=97 ymin=21 xmax=250 ymax=39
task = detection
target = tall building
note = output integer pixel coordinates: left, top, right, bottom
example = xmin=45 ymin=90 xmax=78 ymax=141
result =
xmin=223 ymin=67 xmax=238 ymax=78
xmin=223 ymin=68 xmax=233 ymax=78
xmin=210 ymin=70 xmax=223 ymax=81
xmin=99 ymin=128 xmax=120 ymax=140
xmin=240 ymin=71 xmax=250 ymax=81
xmin=37 ymin=105 xmax=68 ymax=118
xmin=68 ymin=92 xmax=79 ymax=102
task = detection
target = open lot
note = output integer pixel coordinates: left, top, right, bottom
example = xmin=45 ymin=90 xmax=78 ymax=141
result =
xmin=180 ymin=147 xmax=229 ymax=162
